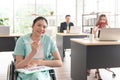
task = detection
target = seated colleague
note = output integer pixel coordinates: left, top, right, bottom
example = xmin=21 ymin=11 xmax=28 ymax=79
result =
xmin=14 ymin=16 xmax=62 ymax=80
xmin=92 ymin=14 xmax=109 ymax=38
xmin=60 ymin=15 xmax=74 ymax=33
xmin=88 ymin=14 xmax=110 ymax=78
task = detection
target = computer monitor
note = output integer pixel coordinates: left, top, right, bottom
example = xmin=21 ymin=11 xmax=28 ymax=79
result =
xmin=70 ymin=26 xmax=81 ymax=34
xmin=0 ymin=26 xmax=10 ymax=35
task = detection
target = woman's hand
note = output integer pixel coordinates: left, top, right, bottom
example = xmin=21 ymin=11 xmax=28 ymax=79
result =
xmin=31 ymin=41 xmax=40 ymax=53
xmin=26 ymin=63 xmax=37 ymax=68
xmin=26 ymin=59 xmax=44 ymax=68
xmin=26 ymin=60 xmax=38 ymax=68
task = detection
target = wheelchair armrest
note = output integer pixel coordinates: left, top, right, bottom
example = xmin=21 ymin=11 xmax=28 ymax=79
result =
xmin=49 ymin=69 xmax=56 ymax=80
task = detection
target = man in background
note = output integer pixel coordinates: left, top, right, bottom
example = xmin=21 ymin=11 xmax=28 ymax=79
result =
xmin=60 ymin=15 xmax=74 ymax=33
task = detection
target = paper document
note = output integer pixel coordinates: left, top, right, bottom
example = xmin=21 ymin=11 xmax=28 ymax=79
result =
xmin=16 ymin=66 xmax=53 ymax=74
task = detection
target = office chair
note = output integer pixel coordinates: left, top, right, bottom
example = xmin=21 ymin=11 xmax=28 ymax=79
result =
xmin=57 ymin=26 xmax=60 ymax=33
xmin=94 ymin=68 xmax=116 ymax=80
xmin=7 ymin=54 xmax=56 ymax=80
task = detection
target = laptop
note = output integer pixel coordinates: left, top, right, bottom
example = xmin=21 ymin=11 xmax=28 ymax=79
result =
xmin=98 ymin=28 xmax=120 ymax=41
xmin=70 ymin=26 xmax=81 ymax=34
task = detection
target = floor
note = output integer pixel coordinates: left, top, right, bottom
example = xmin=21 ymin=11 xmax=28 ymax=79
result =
xmin=1 ymin=50 xmax=120 ymax=80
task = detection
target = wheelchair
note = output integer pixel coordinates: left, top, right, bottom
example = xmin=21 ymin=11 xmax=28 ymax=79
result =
xmin=7 ymin=54 xmax=56 ymax=80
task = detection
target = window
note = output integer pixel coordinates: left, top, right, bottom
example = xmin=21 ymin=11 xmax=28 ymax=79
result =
xmin=83 ymin=0 xmax=120 ymax=29
xmin=0 ymin=0 xmax=76 ymax=35
xmin=0 ymin=0 xmax=13 ymax=33
xmin=14 ymin=0 xmax=56 ymax=34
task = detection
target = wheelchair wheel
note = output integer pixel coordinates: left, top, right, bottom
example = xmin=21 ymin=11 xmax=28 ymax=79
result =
xmin=7 ymin=61 xmax=15 ymax=80
xmin=7 ymin=64 xmax=10 ymax=80
xmin=49 ymin=69 xmax=56 ymax=80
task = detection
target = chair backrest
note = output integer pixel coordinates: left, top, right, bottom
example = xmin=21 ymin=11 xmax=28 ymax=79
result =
xmin=57 ymin=26 xmax=60 ymax=33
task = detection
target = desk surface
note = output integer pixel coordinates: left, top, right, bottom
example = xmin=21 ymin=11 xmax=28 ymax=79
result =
xmin=71 ymin=38 xmax=120 ymax=46
xmin=0 ymin=34 xmax=22 ymax=37
xmin=56 ymin=33 xmax=88 ymax=36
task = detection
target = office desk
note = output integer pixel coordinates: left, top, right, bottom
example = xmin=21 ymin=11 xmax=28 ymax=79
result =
xmin=56 ymin=33 xmax=88 ymax=61
xmin=71 ymin=39 xmax=120 ymax=80
xmin=0 ymin=34 xmax=21 ymax=51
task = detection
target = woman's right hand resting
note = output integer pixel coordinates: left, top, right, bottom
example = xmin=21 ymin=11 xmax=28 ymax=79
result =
xmin=26 ymin=59 xmax=44 ymax=68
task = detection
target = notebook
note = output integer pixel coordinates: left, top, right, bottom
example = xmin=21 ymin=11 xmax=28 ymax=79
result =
xmin=98 ymin=28 xmax=120 ymax=41
xmin=16 ymin=66 xmax=53 ymax=74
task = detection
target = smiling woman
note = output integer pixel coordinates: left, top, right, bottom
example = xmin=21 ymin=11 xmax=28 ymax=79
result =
xmin=14 ymin=16 xmax=62 ymax=80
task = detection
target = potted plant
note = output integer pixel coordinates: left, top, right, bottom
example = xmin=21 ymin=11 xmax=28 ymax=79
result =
xmin=0 ymin=18 xmax=9 ymax=26
xmin=50 ymin=11 xmax=54 ymax=16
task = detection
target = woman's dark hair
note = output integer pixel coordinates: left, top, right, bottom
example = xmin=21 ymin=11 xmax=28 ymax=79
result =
xmin=32 ymin=16 xmax=48 ymax=27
